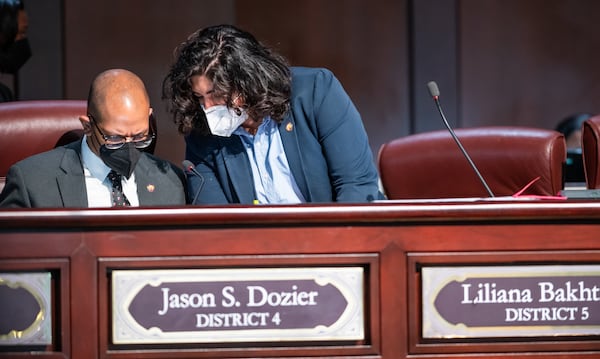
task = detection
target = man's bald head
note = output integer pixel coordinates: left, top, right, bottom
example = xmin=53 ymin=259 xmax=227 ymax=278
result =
xmin=81 ymin=69 xmax=153 ymax=156
xmin=87 ymin=69 xmax=150 ymax=123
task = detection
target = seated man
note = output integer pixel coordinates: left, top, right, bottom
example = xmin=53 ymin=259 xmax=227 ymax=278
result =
xmin=0 ymin=68 xmax=187 ymax=208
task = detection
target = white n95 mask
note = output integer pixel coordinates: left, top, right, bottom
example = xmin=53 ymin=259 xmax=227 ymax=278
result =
xmin=203 ymin=105 xmax=248 ymax=137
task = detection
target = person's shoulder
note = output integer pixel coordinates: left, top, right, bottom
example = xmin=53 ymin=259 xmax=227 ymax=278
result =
xmin=11 ymin=144 xmax=76 ymax=170
xmin=290 ymin=67 xmax=340 ymax=93
xmin=290 ymin=67 xmax=344 ymax=101
xmin=291 ymin=66 xmax=335 ymax=81
xmin=142 ymin=153 xmax=183 ymax=175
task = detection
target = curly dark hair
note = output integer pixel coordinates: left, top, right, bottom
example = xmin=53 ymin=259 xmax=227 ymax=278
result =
xmin=162 ymin=24 xmax=292 ymax=135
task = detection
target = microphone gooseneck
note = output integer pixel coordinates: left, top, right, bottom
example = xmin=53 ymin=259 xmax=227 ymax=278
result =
xmin=427 ymin=81 xmax=495 ymax=197
xmin=182 ymin=160 xmax=205 ymax=204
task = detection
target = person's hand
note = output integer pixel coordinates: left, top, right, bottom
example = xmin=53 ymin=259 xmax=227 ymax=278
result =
xmin=15 ymin=9 xmax=28 ymax=40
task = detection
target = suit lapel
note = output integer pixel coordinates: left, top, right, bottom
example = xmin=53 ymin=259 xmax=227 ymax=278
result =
xmin=135 ymin=155 xmax=188 ymax=206
xmin=135 ymin=156 xmax=158 ymax=205
xmin=57 ymin=142 xmax=88 ymax=207
xmin=220 ymin=136 xmax=256 ymax=203
xmin=278 ymin=116 xmax=310 ymax=201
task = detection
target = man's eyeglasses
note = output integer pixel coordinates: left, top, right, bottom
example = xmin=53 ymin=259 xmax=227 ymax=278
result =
xmin=89 ymin=114 xmax=155 ymax=150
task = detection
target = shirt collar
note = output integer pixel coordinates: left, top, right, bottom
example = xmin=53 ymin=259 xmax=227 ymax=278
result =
xmin=81 ymin=135 xmax=111 ymax=181
xmin=233 ymin=116 xmax=273 ymax=138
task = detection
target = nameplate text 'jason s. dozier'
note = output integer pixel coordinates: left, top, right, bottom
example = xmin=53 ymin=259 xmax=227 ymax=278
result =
xmin=112 ymin=267 xmax=364 ymax=344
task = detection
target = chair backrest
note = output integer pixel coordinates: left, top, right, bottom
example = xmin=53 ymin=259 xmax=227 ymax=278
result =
xmin=0 ymin=100 xmax=160 ymax=192
xmin=582 ymin=115 xmax=600 ymax=189
xmin=377 ymin=126 xmax=566 ymax=199
xmin=0 ymin=100 xmax=87 ymax=191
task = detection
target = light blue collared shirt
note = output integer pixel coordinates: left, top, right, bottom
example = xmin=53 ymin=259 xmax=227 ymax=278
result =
xmin=234 ymin=117 xmax=305 ymax=204
xmin=80 ymin=136 xmax=139 ymax=207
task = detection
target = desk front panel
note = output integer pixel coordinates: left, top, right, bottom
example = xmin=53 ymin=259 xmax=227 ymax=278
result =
xmin=1 ymin=202 xmax=599 ymax=358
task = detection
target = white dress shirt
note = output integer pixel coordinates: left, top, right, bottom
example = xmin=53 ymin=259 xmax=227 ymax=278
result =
xmin=80 ymin=136 xmax=139 ymax=207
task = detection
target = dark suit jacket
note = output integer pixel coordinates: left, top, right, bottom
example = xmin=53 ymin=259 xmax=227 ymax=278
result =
xmin=0 ymin=140 xmax=187 ymax=208
xmin=185 ymin=67 xmax=384 ymax=204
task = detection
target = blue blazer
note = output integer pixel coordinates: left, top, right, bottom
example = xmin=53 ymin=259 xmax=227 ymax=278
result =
xmin=185 ymin=67 xmax=384 ymax=204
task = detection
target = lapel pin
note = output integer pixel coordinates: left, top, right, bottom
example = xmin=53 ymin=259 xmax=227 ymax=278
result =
xmin=285 ymin=122 xmax=293 ymax=132
xmin=146 ymin=184 xmax=155 ymax=193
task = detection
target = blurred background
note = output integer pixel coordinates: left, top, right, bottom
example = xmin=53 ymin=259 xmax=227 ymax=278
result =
xmin=2 ymin=0 xmax=600 ymax=166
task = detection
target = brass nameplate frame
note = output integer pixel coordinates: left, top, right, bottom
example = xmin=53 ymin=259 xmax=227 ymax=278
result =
xmin=422 ymin=265 xmax=600 ymax=338
xmin=0 ymin=272 xmax=52 ymax=345
xmin=112 ymin=267 xmax=364 ymax=344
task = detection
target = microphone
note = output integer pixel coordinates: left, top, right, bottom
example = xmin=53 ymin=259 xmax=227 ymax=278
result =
xmin=182 ymin=160 xmax=205 ymax=204
xmin=426 ymin=81 xmax=495 ymax=197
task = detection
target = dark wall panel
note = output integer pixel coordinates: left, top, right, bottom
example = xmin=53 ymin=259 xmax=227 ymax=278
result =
xmin=236 ymin=0 xmax=410 ymax=159
xmin=459 ymin=0 xmax=600 ymax=130
xmin=409 ymin=0 xmax=460 ymax=133
xmin=63 ymin=0 xmax=236 ymax=164
xmin=8 ymin=0 xmax=600 ymax=170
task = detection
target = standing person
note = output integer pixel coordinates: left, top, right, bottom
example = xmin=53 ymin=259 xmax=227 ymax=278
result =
xmin=0 ymin=69 xmax=187 ymax=208
xmin=163 ymin=24 xmax=383 ymax=204
xmin=0 ymin=0 xmax=31 ymax=101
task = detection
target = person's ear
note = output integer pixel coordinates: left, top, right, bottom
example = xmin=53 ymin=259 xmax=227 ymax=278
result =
xmin=79 ymin=115 xmax=93 ymax=135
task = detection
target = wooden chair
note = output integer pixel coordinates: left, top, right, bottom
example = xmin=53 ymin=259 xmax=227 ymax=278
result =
xmin=0 ymin=100 xmax=86 ymax=192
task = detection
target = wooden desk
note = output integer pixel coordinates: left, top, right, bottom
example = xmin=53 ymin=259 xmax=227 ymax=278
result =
xmin=1 ymin=200 xmax=599 ymax=358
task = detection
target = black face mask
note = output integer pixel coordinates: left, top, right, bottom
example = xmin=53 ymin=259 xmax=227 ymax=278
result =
xmin=99 ymin=142 xmax=142 ymax=178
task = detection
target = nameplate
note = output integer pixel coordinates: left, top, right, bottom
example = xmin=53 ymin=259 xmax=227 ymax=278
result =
xmin=422 ymin=265 xmax=600 ymax=338
xmin=0 ymin=272 xmax=52 ymax=345
xmin=112 ymin=267 xmax=364 ymax=344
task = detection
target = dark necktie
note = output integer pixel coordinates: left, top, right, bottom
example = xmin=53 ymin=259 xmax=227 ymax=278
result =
xmin=107 ymin=170 xmax=131 ymax=207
